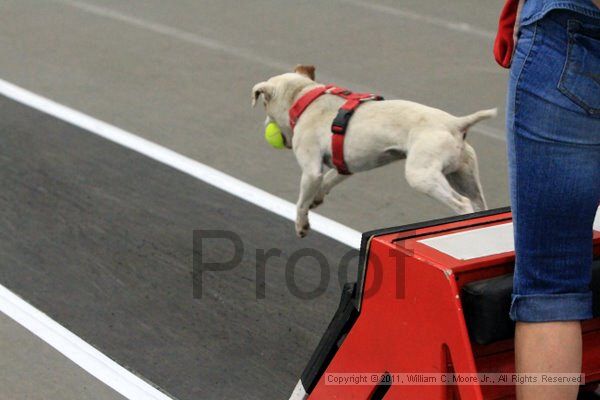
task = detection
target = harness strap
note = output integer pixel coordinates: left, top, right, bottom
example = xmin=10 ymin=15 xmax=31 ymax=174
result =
xmin=331 ymin=99 xmax=360 ymax=174
xmin=288 ymin=85 xmax=383 ymax=175
xmin=289 ymin=84 xmax=334 ymax=130
xmin=331 ymin=93 xmax=383 ymax=175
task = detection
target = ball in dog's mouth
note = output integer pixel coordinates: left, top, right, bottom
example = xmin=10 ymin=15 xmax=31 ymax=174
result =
xmin=264 ymin=122 xmax=286 ymax=149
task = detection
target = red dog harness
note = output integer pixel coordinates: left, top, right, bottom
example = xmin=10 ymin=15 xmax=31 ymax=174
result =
xmin=289 ymin=85 xmax=383 ymax=175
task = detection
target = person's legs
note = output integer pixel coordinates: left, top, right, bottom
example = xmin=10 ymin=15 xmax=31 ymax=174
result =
xmin=515 ymin=322 xmax=582 ymax=399
xmin=509 ymin=131 xmax=599 ymax=399
xmin=506 ymin=10 xmax=600 ymax=399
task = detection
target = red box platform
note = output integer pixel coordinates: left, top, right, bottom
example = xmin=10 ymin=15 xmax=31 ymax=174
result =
xmin=291 ymin=208 xmax=600 ymax=400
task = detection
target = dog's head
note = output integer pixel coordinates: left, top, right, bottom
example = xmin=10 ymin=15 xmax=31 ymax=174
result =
xmin=251 ymin=65 xmax=317 ymax=149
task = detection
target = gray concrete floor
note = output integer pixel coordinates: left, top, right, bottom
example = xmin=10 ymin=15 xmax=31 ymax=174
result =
xmin=0 ymin=0 xmax=510 ymax=398
xmin=0 ymin=0 xmax=510 ymax=232
xmin=0 ymin=313 xmax=126 ymax=400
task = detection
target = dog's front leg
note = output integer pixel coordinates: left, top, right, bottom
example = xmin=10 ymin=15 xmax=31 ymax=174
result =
xmin=296 ymin=171 xmax=323 ymax=237
xmin=311 ymin=169 xmax=349 ymax=209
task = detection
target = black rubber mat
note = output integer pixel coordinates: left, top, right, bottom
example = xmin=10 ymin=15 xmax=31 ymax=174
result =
xmin=0 ymin=97 xmax=357 ymax=400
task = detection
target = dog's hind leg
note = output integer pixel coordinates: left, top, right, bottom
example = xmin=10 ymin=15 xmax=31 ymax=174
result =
xmin=406 ymin=165 xmax=475 ymax=214
xmin=445 ymin=143 xmax=487 ymax=211
xmin=405 ymin=138 xmax=475 ymax=214
xmin=311 ymin=169 xmax=349 ymax=209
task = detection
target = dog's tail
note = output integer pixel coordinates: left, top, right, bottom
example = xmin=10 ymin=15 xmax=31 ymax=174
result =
xmin=454 ymin=108 xmax=498 ymax=136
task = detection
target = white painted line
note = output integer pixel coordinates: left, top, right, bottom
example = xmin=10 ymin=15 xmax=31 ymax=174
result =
xmin=0 ymin=77 xmax=358 ymax=400
xmin=0 ymin=284 xmax=175 ymax=400
xmin=289 ymin=380 xmax=308 ymax=400
xmin=51 ymin=0 xmax=292 ymax=71
xmin=48 ymin=0 xmax=370 ymax=94
xmin=338 ymin=0 xmax=496 ymax=39
xmin=0 ymin=78 xmax=362 ymax=249
xmin=49 ymin=0 xmax=505 ymax=143
xmin=419 ymin=222 xmax=515 ymax=260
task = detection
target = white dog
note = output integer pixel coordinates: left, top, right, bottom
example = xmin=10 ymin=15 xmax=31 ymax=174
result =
xmin=252 ymin=65 xmax=496 ymax=237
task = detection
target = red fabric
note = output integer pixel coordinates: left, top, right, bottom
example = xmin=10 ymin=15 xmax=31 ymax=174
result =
xmin=494 ymin=0 xmax=520 ymax=68
xmin=331 ymin=98 xmax=361 ymax=174
xmin=331 ymin=134 xmax=349 ymax=174
xmin=289 ymin=85 xmax=381 ymax=175
xmin=341 ymin=98 xmax=361 ymax=110
xmin=289 ymin=84 xmax=334 ymax=129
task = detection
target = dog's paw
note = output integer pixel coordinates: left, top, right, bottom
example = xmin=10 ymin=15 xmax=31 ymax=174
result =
xmin=309 ymin=197 xmax=324 ymax=209
xmin=295 ymin=221 xmax=310 ymax=238
xmin=455 ymin=199 xmax=475 ymax=215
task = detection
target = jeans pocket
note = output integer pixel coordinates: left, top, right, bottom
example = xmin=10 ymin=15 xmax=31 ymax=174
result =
xmin=558 ymin=19 xmax=600 ymax=118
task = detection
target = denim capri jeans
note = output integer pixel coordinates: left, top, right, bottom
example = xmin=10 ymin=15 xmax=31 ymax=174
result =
xmin=507 ymin=9 xmax=600 ymax=322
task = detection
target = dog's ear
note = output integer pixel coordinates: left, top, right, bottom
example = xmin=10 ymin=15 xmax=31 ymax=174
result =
xmin=251 ymin=82 xmax=275 ymax=107
xmin=294 ymin=64 xmax=316 ymax=81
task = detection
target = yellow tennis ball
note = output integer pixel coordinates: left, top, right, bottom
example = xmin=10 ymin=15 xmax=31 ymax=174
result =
xmin=264 ymin=122 xmax=285 ymax=149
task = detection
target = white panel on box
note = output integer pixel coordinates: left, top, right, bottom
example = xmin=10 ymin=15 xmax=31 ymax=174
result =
xmin=420 ymin=206 xmax=600 ymax=260
xmin=418 ymin=222 xmax=515 ymax=260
